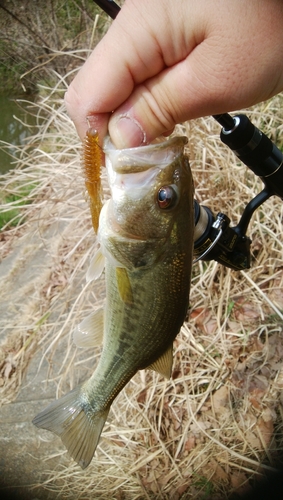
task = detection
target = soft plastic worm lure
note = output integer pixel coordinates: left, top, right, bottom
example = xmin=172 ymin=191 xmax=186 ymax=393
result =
xmin=82 ymin=128 xmax=102 ymax=233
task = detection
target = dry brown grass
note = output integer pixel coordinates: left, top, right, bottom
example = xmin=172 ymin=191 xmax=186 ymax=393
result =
xmin=1 ymin=71 xmax=283 ymax=498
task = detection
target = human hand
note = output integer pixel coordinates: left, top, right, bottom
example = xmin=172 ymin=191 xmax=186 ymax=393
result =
xmin=65 ymin=0 xmax=283 ymax=149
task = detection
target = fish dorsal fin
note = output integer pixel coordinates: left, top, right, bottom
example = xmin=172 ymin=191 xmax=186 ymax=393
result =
xmin=86 ymin=247 xmax=105 ymax=282
xmin=147 ymin=344 xmax=173 ymax=379
xmin=116 ymin=267 xmax=134 ymax=305
xmin=73 ymin=307 xmax=104 ymax=348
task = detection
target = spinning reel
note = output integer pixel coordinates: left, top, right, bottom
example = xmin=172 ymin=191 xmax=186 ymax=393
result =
xmin=194 ymin=112 xmax=283 ymax=270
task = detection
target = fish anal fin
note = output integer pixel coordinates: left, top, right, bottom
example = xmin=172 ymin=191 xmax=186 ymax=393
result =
xmin=116 ymin=267 xmax=134 ymax=305
xmin=73 ymin=307 xmax=104 ymax=348
xmin=147 ymin=344 xmax=173 ymax=379
xmin=32 ymin=387 xmax=109 ymax=469
xmin=86 ymin=248 xmax=105 ymax=282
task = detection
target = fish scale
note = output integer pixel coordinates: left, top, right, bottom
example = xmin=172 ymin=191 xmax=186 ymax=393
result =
xmin=33 ymin=135 xmax=194 ymax=469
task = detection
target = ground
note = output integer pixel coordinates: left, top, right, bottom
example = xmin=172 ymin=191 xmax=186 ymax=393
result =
xmin=0 ymin=89 xmax=283 ymax=499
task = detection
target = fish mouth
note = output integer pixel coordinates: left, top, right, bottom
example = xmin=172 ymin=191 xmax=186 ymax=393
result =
xmin=103 ymin=136 xmax=188 ymax=174
xmin=102 ymin=135 xmax=188 ymax=243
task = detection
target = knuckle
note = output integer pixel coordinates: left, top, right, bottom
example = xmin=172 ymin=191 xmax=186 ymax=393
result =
xmin=143 ymin=82 xmax=176 ymax=132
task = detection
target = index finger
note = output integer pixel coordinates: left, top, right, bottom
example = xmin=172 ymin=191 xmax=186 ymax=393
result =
xmin=64 ymin=0 xmax=179 ymax=141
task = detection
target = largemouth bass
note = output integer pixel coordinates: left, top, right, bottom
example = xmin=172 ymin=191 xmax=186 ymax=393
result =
xmin=33 ymin=135 xmax=194 ymax=469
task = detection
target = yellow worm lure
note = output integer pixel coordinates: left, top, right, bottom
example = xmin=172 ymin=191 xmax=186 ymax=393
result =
xmin=82 ymin=128 xmax=102 ymax=233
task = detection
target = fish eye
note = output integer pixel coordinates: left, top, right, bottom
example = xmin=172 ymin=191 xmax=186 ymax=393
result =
xmin=157 ymin=185 xmax=178 ymax=209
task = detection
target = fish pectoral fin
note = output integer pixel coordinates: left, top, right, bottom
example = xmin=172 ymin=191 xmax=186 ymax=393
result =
xmin=86 ymin=247 xmax=105 ymax=282
xmin=32 ymin=386 xmax=110 ymax=470
xmin=116 ymin=267 xmax=134 ymax=305
xmin=73 ymin=306 xmax=104 ymax=348
xmin=147 ymin=344 xmax=173 ymax=379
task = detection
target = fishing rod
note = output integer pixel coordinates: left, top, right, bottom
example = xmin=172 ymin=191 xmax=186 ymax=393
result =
xmin=93 ymin=0 xmax=120 ymax=18
xmin=194 ymin=113 xmax=283 ymax=270
xmin=93 ymin=0 xmax=283 ymax=271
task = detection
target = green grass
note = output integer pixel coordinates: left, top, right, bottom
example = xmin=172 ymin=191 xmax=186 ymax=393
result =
xmin=0 ymin=183 xmax=37 ymax=229
xmin=193 ymin=475 xmax=215 ymax=499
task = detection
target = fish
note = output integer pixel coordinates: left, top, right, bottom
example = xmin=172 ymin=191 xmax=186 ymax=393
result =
xmin=33 ymin=134 xmax=194 ymax=469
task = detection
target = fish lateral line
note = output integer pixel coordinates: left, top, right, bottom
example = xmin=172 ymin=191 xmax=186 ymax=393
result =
xmin=33 ymin=135 xmax=194 ymax=469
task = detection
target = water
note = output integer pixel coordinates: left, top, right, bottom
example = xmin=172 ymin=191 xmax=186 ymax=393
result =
xmin=0 ymin=94 xmax=36 ymax=174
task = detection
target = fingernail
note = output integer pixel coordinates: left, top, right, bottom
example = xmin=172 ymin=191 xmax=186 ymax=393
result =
xmin=109 ymin=114 xmax=147 ymax=149
xmin=86 ymin=115 xmax=97 ymax=129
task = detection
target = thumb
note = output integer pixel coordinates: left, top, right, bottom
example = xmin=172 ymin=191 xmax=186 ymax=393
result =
xmin=108 ymin=45 xmax=231 ymax=149
xmin=108 ymin=20 xmax=283 ymax=150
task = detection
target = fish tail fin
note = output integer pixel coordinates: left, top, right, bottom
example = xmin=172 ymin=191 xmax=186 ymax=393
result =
xmin=32 ymin=387 xmax=109 ymax=469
